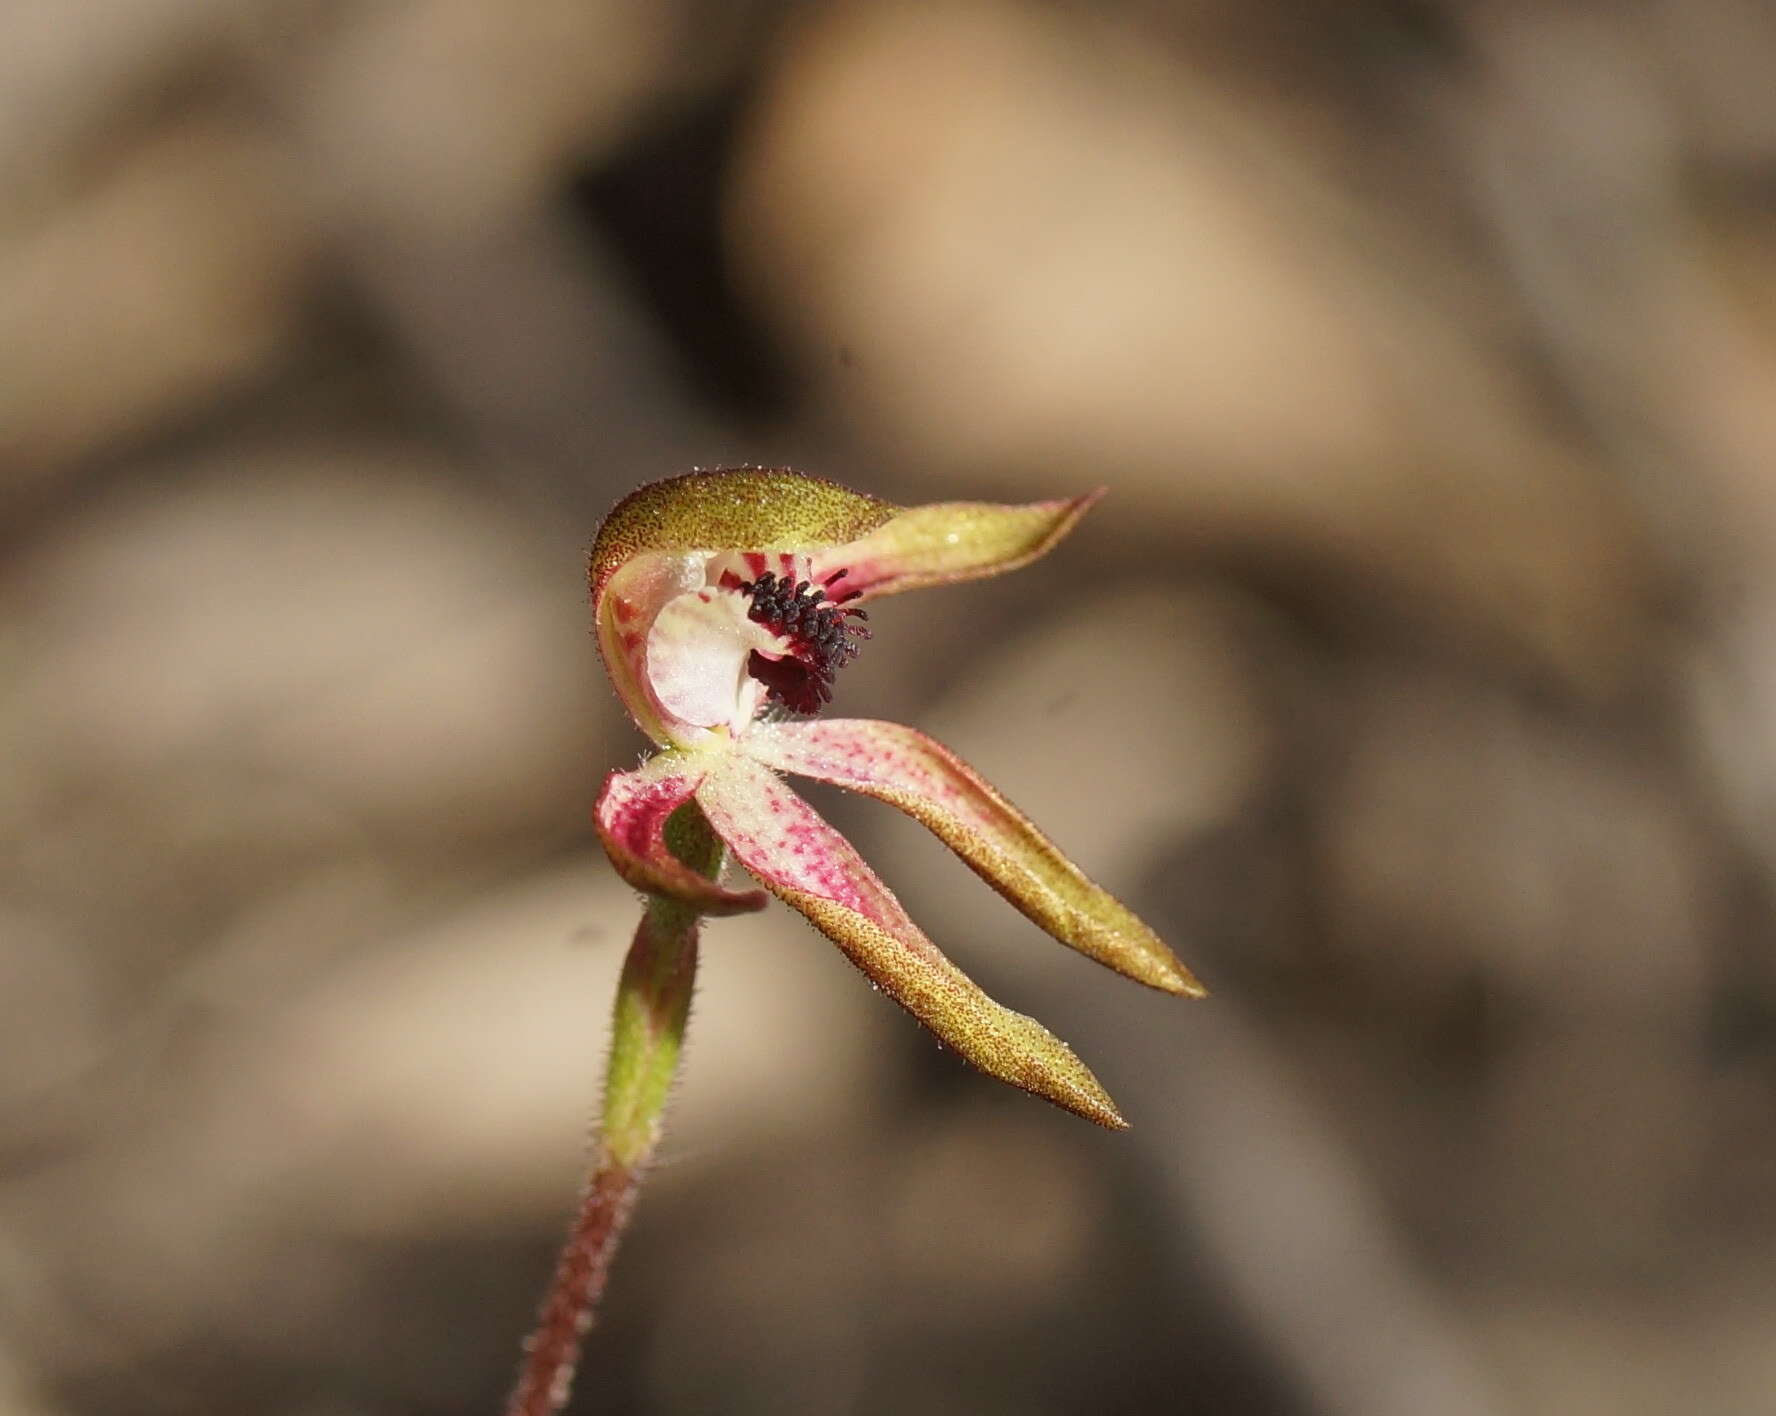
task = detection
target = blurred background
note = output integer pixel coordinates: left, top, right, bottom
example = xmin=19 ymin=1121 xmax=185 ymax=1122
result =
xmin=5 ymin=1 xmax=1776 ymax=1412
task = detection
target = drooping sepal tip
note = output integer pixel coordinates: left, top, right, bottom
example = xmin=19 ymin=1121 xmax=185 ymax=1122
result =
xmin=778 ymin=888 xmax=1130 ymax=1130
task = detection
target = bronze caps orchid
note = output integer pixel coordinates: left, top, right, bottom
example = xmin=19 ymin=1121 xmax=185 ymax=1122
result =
xmin=589 ymin=468 xmax=1203 ymax=1128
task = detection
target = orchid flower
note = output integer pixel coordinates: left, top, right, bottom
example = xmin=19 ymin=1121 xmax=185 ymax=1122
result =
xmin=505 ymin=468 xmax=1202 ymax=1416
xmin=590 ymin=466 xmax=1202 ymax=1128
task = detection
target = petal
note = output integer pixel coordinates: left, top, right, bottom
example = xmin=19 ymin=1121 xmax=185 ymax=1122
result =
xmin=595 ymin=756 xmax=767 ymax=915
xmin=811 ymin=490 xmax=1103 ymax=603
xmin=694 ymin=752 xmax=1126 ymax=1128
xmin=646 ymin=587 xmax=782 ymax=734
xmin=595 ymin=551 xmax=706 ymax=747
xmin=750 ymin=720 xmax=1204 ymax=996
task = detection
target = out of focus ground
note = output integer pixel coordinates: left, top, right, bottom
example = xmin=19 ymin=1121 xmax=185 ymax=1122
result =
xmin=5 ymin=3 xmax=1776 ymax=1413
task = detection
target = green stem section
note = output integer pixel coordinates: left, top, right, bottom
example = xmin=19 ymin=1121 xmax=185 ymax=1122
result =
xmin=599 ymin=894 xmax=703 ymax=1170
xmin=504 ymin=804 xmax=724 ymax=1416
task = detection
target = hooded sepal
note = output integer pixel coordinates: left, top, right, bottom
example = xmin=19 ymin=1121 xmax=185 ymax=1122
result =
xmin=692 ymin=751 xmax=1127 ymax=1128
xmin=748 ymin=719 xmax=1203 ymax=996
xmin=589 ymin=468 xmax=899 ymax=608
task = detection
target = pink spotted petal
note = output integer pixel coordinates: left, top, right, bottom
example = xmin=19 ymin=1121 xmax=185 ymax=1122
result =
xmin=595 ymin=757 xmax=767 ymax=915
xmin=811 ymin=490 xmax=1102 ymax=604
xmin=693 ymin=752 xmax=1126 ymax=1128
xmin=748 ymin=720 xmax=1203 ymax=996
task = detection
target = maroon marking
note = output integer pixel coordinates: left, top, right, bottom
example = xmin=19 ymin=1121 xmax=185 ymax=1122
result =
xmin=736 ymin=571 xmax=871 ymax=715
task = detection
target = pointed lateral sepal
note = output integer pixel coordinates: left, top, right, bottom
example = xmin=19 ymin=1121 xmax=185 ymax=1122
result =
xmin=693 ymin=752 xmax=1127 ymax=1128
xmin=595 ymin=757 xmax=767 ymax=915
xmin=749 ymin=720 xmax=1204 ymax=996
xmin=813 ymin=489 xmax=1103 ymax=603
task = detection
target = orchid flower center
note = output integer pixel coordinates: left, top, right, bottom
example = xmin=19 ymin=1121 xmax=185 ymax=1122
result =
xmin=735 ymin=570 xmax=871 ymax=715
xmin=639 ymin=552 xmax=870 ymax=744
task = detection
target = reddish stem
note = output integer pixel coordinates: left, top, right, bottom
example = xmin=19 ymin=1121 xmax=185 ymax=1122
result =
xmin=503 ymin=1154 xmax=639 ymax=1416
xmin=503 ymin=801 xmax=717 ymax=1415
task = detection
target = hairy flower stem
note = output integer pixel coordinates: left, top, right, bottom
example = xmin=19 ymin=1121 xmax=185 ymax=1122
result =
xmin=504 ymin=805 xmax=723 ymax=1416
